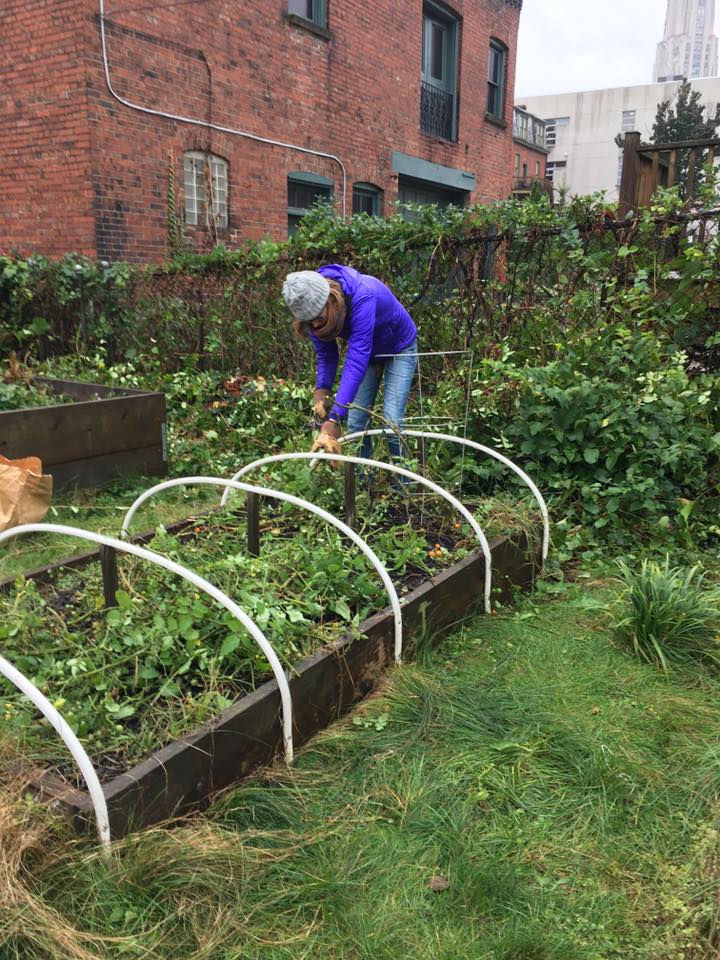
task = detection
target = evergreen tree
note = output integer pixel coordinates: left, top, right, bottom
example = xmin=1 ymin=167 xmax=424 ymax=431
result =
xmin=651 ymin=81 xmax=720 ymax=197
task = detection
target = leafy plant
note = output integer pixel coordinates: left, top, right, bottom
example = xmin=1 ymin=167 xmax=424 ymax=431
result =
xmin=612 ymin=557 xmax=720 ymax=671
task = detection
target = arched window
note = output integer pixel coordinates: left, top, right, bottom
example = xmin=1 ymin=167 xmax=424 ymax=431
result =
xmin=421 ymin=1 xmax=460 ymax=141
xmin=287 ymin=172 xmax=333 ymax=235
xmin=183 ymin=151 xmax=228 ymax=228
xmin=352 ymin=182 xmax=383 ymax=217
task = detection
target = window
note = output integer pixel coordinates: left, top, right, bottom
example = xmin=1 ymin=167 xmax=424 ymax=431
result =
xmin=352 ymin=182 xmax=383 ymax=217
xmin=287 ymin=172 xmax=332 ymax=235
xmin=545 ymin=160 xmax=567 ymax=185
xmin=288 ymin=0 xmax=326 ymax=28
xmin=420 ymin=2 xmax=459 ymax=141
xmin=535 ymin=160 xmax=541 ymax=177
xmin=183 ymin=151 xmax=228 ymax=228
xmin=397 ymin=175 xmax=466 ymax=221
xmin=616 ymin=152 xmax=624 ymax=186
xmin=621 ymin=109 xmax=636 ymax=133
xmin=486 ymin=38 xmax=507 ymax=121
xmin=514 ymin=153 xmax=520 ymax=175
xmin=544 ymin=116 xmax=569 ymax=148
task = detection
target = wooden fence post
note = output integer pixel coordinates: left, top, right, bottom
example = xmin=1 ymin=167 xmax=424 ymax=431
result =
xmin=618 ymin=131 xmax=641 ymax=219
xmin=247 ymin=492 xmax=260 ymax=558
xmin=100 ymin=545 xmax=119 ymax=609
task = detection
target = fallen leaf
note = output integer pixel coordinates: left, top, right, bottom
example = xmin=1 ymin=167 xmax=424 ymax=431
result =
xmin=428 ymin=875 xmax=450 ymax=892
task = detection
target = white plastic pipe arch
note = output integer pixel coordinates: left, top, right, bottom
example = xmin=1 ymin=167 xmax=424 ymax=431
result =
xmin=220 ymin=453 xmax=493 ymax=614
xmin=341 ymin=429 xmax=550 ymax=562
xmin=120 ymin=476 xmax=403 ymax=661
xmin=0 ymin=650 xmax=111 ymax=854
xmin=0 ymin=523 xmax=291 ymax=844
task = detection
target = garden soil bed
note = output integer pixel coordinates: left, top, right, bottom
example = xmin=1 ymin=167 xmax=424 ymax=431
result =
xmin=0 ymin=376 xmax=167 ymax=489
xmin=28 ymin=532 xmax=540 ymax=838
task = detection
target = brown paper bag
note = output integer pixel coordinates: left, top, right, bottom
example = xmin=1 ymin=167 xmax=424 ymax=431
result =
xmin=0 ymin=455 xmax=53 ymax=532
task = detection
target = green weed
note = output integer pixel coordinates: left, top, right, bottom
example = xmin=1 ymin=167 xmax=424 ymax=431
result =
xmin=612 ymin=557 xmax=720 ymax=671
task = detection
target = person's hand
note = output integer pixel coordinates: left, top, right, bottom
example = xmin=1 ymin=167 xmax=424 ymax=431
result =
xmin=312 ymin=389 xmax=332 ymax=420
xmin=310 ymin=420 xmax=342 ymax=466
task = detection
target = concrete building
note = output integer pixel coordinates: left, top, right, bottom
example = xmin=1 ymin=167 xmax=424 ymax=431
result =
xmin=0 ymin=0 xmax=523 ymax=263
xmin=654 ymin=0 xmax=718 ymax=82
xmin=519 ymin=77 xmax=720 ymax=201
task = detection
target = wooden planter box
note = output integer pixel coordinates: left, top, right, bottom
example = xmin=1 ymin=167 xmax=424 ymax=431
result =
xmin=0 ymin=377 xmax=167 ymax=489
xmin=30 ymin=533 xmax=540 ymax=838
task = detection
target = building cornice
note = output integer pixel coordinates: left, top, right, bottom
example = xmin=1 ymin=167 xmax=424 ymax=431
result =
xmin=504 ymin=0 xmax=523 ymax=9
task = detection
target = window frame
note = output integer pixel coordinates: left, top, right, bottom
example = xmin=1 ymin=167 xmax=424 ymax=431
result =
xmin=287 ymin=0 xmax=327 ymax=30
xmin=420 ymin=0 xmax=460 ymax=142
xmin=287 ymin=171 xmax=333 ymax=236
xmin=486 ymin=37 xmax=507 ymax=122
xmin=352 ymin=182 xmax=383 ymax=217
xmin=183 ymin=150 xmax=228 ymax=229
xmin=621 ymin=109 xmax=636 ymax=133
xmin=545 ymin=116 xmax=569 ymax=148
xmin=545 ymin=160 xmax=567 ymax=185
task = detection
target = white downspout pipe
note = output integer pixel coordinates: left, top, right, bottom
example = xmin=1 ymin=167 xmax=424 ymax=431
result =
xmin=98 ymin=0 xmax=347 ymax=216
xmin=220 ymin=452 xmax=494 ymax=614
xmin=120 ymin=476 xmax=403 ymax=661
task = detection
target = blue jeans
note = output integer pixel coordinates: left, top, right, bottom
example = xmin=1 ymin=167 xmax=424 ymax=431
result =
xmin=346 ymin=341 xmax=417 ymax=461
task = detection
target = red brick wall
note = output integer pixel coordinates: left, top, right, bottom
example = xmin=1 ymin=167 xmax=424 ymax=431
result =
xmin=2 ymin=0 xmax=522 ymax=262
xmin=0 ymin=0 xmax=96 ymax=257
xmin=513 ymin=142 xmax=547 ymax=180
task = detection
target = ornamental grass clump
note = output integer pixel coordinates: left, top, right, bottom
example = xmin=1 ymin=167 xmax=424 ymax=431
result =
xmin=613 ymin=558 xmax=720 ymax=672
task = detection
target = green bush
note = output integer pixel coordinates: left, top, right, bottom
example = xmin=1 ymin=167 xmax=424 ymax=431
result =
xmin=612 ymin=557 xmax=720 ymax=670
xmin=462 ymin=331 xmax=720 ymax=531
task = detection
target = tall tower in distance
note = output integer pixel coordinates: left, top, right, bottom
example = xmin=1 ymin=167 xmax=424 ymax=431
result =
xmin=654 ymin=0 xmax=718 ymax=81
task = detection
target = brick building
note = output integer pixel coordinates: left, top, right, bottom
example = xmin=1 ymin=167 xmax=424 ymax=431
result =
xmin=1 ymin=0 xmax=523 ymax=262
xmin=511 ymin=105 xmax=550 ymax=200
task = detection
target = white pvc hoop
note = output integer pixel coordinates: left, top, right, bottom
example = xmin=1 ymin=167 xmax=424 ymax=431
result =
xmin=0 ymin=524 xmax=293 ymax=792
xmin=0 ymin=652 xmax=111 ymax=854
xmin=341 ymin=429 xmax=550 ymax=562
xmin=120 ymin=476 xmax=403 ymax=662
xmin=220 ymin=453 xmax=493 ymax=614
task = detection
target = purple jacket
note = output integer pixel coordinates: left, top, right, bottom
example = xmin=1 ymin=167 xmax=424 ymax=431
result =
xmin=310 ymin=265 xmax=417 ymax=421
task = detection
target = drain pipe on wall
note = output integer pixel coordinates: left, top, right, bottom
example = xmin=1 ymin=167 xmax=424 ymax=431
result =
xmin=98 ymin=0 xmax=347 ymax=217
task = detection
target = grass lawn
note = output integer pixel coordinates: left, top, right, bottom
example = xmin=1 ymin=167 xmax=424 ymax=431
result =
xmin=2 ymin=572 xmax=719 ymax=959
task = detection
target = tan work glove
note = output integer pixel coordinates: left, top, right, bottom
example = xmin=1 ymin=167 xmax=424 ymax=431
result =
xmin=310 ymin=420 xmax=342 ymax=467
xmin=312 ymin=389 xmax=332 ymax=420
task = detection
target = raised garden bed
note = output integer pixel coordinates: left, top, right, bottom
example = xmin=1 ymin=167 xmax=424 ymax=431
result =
xmin=0 ymin=376 xmax=167 ymax=489
xmin=0 ymin=487 xmax=541 ymax=838
xmin=32 ymin=532 xmax=539 ymax=837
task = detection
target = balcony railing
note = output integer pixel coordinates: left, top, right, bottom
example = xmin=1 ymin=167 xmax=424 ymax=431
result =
xmin=420 ymin=81 xmax=456 ymax=141
xmin=512 ymin=108 xmax=547 ymax=149
xmin=512 ymin=176 xmax=554 ymax=200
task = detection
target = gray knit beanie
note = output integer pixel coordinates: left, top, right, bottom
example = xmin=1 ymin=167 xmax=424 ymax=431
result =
xmin=282 ymin=271 xmax=331 ymax=322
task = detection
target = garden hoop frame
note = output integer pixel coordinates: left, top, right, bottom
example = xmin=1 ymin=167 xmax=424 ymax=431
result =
xmin=0 ymin=649 xmax=111 ymax=853
xmin=0 ymin=522 xmax=292 ymax=796
xmin=220 ymin=452 xmax=493 ymax=615
xmin=340 ymin=430 xmax=550 ymax=562
xmin=120 ymin=476 xmax=403 ymax=662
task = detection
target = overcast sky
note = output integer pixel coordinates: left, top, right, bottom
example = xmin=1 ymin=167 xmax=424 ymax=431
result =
xmin=515 ymin=0 xmax=720 ymax=99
